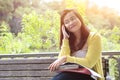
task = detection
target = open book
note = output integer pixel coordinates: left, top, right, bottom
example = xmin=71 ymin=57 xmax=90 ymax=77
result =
xmin=57 ymin=62 xmax=102 ymax=78
xmin=58 ymin=63 xmax=79 ymax=70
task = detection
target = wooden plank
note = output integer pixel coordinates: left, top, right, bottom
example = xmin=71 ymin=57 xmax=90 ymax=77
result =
xmin=0 ymin=77 xmax=52 ymax=80
xmin=0 ymin=57 xmax=107 ymax=65
xmin=0 ymin=52 xmax=119 ymax=59
xmin=0 ymin=52 xmax=58 ymax=59
xmin=102 ymin=51 xmax=120 ymax=56
xmin=0 ymin=58 xmax=56 ymax=64
xmin=0 ymin=64 xmax=50 ymax=70
xmin=0 ymin=71 xmax=56 ymax=77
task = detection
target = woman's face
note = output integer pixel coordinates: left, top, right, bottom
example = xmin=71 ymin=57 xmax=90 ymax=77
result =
xmin=63 ymin=11 xmax=81 ymax=33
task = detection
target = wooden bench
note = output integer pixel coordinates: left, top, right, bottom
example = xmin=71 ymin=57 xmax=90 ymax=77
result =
xmin=0 ymin=52 xmax=119 ymax=80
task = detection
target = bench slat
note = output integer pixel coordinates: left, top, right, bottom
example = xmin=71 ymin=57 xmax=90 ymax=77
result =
xmin=0 ymin=64 xmax=50 ymax=70
xmin=0 ymin=58 xmax=56 ymax=64
xmin=0 ymin=77 xmax=52 ymax=80
xmin=0 ymin=71 xmax=55 ymax=77
xmin=0 ymin=52 xmax=58 ymax=59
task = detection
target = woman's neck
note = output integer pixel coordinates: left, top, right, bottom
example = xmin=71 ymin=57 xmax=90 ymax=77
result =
xmin=71 ymin=30 xmax=81 ymax=52
xmin=73 ymin=30 xmax=81 ymax=50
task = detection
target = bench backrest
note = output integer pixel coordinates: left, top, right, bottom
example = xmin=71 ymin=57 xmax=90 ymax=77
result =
xmin=0 ymin=52 xmax=119 ymax=80
xmin=0 ymin=58 xmax=56 ymax=80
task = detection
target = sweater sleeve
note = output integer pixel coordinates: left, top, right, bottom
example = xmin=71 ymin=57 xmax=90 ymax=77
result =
xmin=66 ymin=33 xmax=102 ymax=68
xmin=58 ymin=39 xmax=70 ymax=58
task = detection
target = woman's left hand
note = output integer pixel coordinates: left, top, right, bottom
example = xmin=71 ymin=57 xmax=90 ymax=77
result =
xmin=48 ymin=56 xmax=67 ymax=72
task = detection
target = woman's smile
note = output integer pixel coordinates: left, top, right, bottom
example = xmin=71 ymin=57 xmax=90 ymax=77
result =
xmin=69 ymin=23 xmax=76 ymax=29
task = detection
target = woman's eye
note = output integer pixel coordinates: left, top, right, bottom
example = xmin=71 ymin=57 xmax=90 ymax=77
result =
xmin=64 ymin=20 xmax=69 ymax=24
xmin=70 ymin=16 xmax=76 ymax=21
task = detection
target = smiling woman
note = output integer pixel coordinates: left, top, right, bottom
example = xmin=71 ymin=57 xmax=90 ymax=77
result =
xmin=48 ymin=8 xmax=104 ymax=80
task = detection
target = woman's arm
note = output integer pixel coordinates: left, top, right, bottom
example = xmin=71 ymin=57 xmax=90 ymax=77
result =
xmin=58 ymin=39 xmax=71 ymax=58
xmin=65 ymin=33 xmax=102 ymax=68
xmin=48 ymin=26 xmax=70 ymax=71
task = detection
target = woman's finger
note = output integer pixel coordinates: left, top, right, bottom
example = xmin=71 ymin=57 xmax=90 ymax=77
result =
xmin=48 ymin=60 xmax=59 ymax=71
xmin=50 ymin=63 xmax=59 ymax=71
xmin=62 ymin=25 xmax=69 ymax=38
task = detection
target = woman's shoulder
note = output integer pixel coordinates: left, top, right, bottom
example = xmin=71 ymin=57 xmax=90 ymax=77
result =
xmin=89 ymin=32 xmax=101 ymax=38
xmin=88 ymin=32 xmax=101 ymax=42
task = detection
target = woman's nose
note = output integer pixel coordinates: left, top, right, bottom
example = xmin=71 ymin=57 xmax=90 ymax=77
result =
xmin=69 ymin=21 xmax=73 ymax=25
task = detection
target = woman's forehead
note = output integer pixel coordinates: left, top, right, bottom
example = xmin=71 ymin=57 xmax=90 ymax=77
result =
xmin=64 ymin=11 xmax=76 ymax=20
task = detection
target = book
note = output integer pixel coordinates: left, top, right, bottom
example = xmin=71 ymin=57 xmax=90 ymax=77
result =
xmin=57 ymin=62 xmax=102 ymax=78
xmin=58 ymin=63 xmax=79 ymax=70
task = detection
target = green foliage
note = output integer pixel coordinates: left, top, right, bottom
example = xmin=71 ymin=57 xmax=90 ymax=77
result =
xmin=109 ymin=26 xmax=120 ymax=43
xmin=0 ymin=10 xmax=60 ymax=53
xmin=0 ymin=22 xmax=30 ymax=54
xmin=0 ymin=22 xmax=13 ymax=53
xmin=100 ymin=26 xmax=120 ymax=51
xmin=109 ymin=58 xmax=119 ymax=80
xmin=21 ymin=10 xmax=60 ymax=52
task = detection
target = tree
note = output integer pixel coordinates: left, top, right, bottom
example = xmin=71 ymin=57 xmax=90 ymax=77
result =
xmin=0 ymin=0 xmax=13 ymax=22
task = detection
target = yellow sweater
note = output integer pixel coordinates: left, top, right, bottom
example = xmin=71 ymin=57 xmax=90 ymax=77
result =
xmin=58 ymin=32 xmax=104 ymax=80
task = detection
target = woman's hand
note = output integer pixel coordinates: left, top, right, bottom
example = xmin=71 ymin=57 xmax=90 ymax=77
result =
xmin=62 ymin=25 xmax=69 ymax=39
xmin=48 ymin=56 xmax=67 ymax=72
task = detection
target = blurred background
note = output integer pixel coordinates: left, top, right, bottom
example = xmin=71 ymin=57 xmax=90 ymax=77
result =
xmin=0 ymin=0 xmax=120 ymax=79
xmin=0 ymin=0 xmax=120 ymax=54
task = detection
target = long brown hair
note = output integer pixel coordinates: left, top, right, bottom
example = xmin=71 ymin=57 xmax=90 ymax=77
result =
xmin=60 ymin=9 xmax=90 ymax=53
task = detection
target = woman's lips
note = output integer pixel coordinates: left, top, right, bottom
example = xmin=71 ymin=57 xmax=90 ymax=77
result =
xmin=69 ymin=24 xmax=76 ymax=29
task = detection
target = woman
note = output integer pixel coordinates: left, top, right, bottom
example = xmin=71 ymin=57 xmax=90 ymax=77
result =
xmin=48 ymin=9 xmax=104 ymax=80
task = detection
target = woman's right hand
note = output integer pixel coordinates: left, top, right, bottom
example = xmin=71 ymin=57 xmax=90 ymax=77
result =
xmin=62 ymin=25 xmax=69 ymax=39
xmin=48 ymin=56 xmax=67 ymax=72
